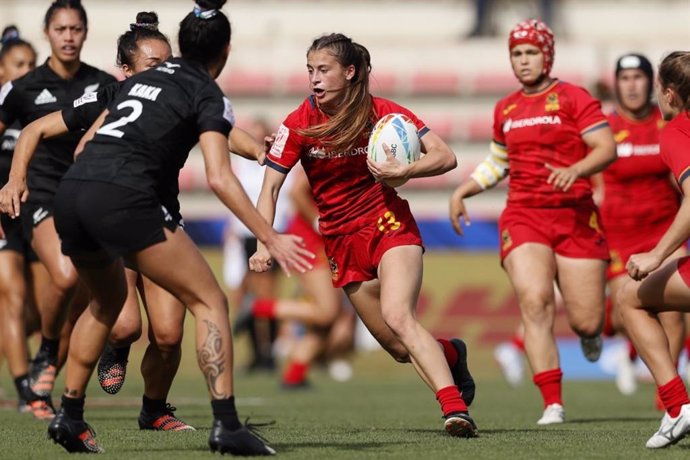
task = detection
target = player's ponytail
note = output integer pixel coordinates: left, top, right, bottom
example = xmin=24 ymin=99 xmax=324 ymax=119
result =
xmin=178 ymin=0 xmax=231 ymax=67
xmin=659 ymin=51 xmax=690 ymax=112
xmin=299 ymin=33 xmax=374 ymax=154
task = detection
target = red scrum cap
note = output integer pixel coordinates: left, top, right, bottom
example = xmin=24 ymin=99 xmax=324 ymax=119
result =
xmin=508 ymin=19 xmax=555 ymax=76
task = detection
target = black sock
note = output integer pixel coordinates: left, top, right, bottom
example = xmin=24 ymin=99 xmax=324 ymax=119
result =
xmin=61 ymin=395 xmax=85 ymax=421
xmin=142 ymin=395 xmax=167 ymax=414
xmin=37 ymin=336 xmax=59 ymax=363
xmin=113 ymin=345 xmax=131 ymax=362
xmin=211 ymin=397 xmax=241 ymax=431
xmin=14 ymin=374 xmax=33 ymax=401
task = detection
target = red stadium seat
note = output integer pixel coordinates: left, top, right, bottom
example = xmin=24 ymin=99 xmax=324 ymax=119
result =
xmin=284 ymin=71 xmax=310 ymax=95
xmin=219 ymin=71 xmax=274 ymax=96
xmin=467 ymin=116 xmax=493 ymax=142
xmin=470 ymin=72 xmax=518 ymax=95
xmin=369 ymin=71 xmax=398 ymax=95
xmin=410 ymin=71 xmax=461 ymax=95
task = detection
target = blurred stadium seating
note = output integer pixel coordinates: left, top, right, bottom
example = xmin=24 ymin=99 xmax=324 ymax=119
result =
xmin=2 ymin=0 xmax=688 ymax=226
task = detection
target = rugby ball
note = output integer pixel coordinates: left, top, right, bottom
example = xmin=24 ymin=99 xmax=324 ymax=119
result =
xmin=367 ymin=113 xmax=421 ymax=187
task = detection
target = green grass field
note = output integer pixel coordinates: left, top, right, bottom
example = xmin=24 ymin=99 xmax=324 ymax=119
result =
xmin=1 ymin=365 xmax=689 ymax=459
xmin=0 ymin=250 xmax=689 ymax=458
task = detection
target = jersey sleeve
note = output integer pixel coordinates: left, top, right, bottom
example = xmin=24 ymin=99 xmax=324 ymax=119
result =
xmin=661 ymin=125 xmax=690 ymax=185
xmin=492 ymin=101 xmax=507 ymax=147
xmin=62 ymin=83 xmax=117 ymax=131
xmin=570 ymin=86 xmax=608 ymax=135
xmin=266 ymin=115 xmax=304 ymax=174
xmin=0 ymin=81 xmax=20 ymax=126
xmin=194 ymin=85 xmax=233 ymax=136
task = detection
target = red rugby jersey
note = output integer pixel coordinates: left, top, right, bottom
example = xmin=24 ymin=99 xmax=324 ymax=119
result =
xmin=601 ymin=107 xmax=678 ymax=233
xmin=492 ymin=80 xmax=608 ymax=207
xmin=661 ymin=111 xmax=690 ymax=188
xmin=267 ymin=96 xmax=428 ymax=236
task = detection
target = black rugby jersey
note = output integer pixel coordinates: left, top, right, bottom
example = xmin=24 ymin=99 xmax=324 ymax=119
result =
xmin=0 ymin=59 xmax=116 ymax=202
xmin=62 ymin=80 xmax=123 ymax=132
xmin=0 ymin=121 xmax=21 ymax=185
xmin=64 ymin=58 xmax=234 ymax=206
xmin=62 ymin=80 xmax=184 ymax=223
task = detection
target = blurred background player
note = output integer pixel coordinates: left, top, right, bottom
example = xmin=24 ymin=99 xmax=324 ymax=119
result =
xmin=223 ymin=117 xmax=291 ymax=373
xmin=450 ymin=19 xmax=616 ymax=424
xmin=0 ymin=25 xmax=55 ymax=419
xmin=0 ymin=0 xmax=116 ymax=404
xmin=598 ymin=53 xmax=686 ymax=397
xmin=619 ymin=50 xmax=690 ymax=449
xmin=252 ymin=32 xmax=478 ymax=438
xmin=247 ymin=167 xmax=355 ymax=389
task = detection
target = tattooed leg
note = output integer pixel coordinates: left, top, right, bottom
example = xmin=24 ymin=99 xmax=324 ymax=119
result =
xmin=198 ymin=320 xmax=231 ymax=399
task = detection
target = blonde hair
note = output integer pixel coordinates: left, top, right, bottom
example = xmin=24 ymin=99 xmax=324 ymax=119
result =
xmin=299 ymin=33 xmax=374 ymax=153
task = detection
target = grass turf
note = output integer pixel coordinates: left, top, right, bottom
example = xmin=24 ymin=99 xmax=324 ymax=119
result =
xmin=1 ymin=360 xmax=689 ymax=459
xmin=1 ymin=250 xmax=689 ymax=458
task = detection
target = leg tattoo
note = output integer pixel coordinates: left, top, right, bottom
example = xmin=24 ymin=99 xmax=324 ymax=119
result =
xmin=197 ymin=320 xmax=227 ymax=399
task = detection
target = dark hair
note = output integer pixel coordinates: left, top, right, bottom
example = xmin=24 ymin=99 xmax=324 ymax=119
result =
xmin=116 ymin=12 xmax=169 ymax=68
xmin=299 ymin=33 xmax=373 ymax=154
xmin=44 ymin=0 xmax=88 ymax=31
xmin=0 ymin=25 xmax=36 ymax=61
xmin=615 ymin=53 xmax=654 ymax=101
xmin=658 ymin=51 xmax=690 ymax=111
xmin=178 ymin=0 xmax=230 ymax=65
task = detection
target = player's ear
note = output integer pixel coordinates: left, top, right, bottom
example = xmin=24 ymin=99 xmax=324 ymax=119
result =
xmin=121 ymin=64 xmax=134 ymax=79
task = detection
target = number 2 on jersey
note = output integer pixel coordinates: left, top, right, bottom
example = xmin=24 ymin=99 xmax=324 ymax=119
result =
xmin=97 ymin=100 xmax=143 ymax=138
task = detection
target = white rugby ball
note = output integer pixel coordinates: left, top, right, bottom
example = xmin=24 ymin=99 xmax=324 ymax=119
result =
xmin=367 ymin=113 xmax=421 ymax=187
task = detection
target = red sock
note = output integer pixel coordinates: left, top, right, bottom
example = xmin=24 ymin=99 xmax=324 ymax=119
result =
xmin=437 ymin=338 xmax=458 ymax=368
xmin=436 ymin=385 xmax=467 ymax=416
xmin=627 ymin=340 xmax=638 ymax=362
xmin=658 ymin=375 xmax=690 ymax=417
xmin=533 ymin=368 xmax=563 ymax=407
xmin=602 ymin=297 xmax=616 ymax=337
xmin=511 ymin=335 xmax=525 ymax=352
xmin=252 ymin=298 xmax=276 ymax=319
xmin=282 ymin=361 xmax=309 ymax=385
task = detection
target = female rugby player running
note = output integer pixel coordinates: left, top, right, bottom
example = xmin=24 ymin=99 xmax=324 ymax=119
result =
xmin=251 ymin=32 xmax=478 ymax=438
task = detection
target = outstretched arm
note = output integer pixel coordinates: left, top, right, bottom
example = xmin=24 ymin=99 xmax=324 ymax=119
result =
xmin=200 ymin=131 xmax=313 ymax=275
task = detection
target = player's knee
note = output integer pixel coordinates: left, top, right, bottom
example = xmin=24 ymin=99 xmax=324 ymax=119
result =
xmin=520 ymin=297 xmax=552 ymax=326
xmin=152 ymin=328 xmax=183 ymax=352
xmin=110 ymin=318 xmax=142 ymax=345
xmin=381 ymin=310 xmax=415 ymax=338
xmin=51 ymin=268 xmax=79 ymax=293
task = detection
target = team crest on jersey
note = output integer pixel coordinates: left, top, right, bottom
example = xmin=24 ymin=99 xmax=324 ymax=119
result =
xmin=502 ymin=103 xmax=517 ymax=116
xmin=501 ymin=229 xmax=512 ymax=251
xmin=657 ymin=120 xmax=666 ymax=130
xmin=328 ymin=257 xmax=339 ymax=281
xmin=545 ymin=93 xmax=559 ymax=112
xmin=73 ymin=92 xmax=97 ymax=108
xmin=613 ymin=130 xmax=630 ymax=143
